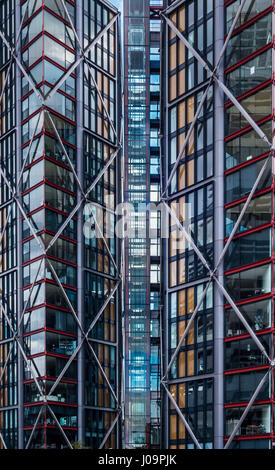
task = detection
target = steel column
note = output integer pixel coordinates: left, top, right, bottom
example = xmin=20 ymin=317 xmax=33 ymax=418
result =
xmin=76 ymin=0 xmax=84 ymax=446
xmin=213 ymin=0 xmax=224 ymax=450
xmin=15 ymin=0 xmax=23 ymax=450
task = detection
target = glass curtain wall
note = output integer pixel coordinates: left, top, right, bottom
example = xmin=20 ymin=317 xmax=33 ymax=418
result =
xmin=148 ymin=0 xmax=162 ymax=448
xmin=224 ymin=0 xmax=274 ymax=449
xmin=164 ymin=0 xmax=215 ymax=449
xmin=21 ymin=0 xmax=78 ymax=448
xmin=0 ymin=0 xmax=120 ymax=449
xmin=0 ymin=0 xmax=17 ymax=450
xmin=83 ymin=0 xmax=119 ymax=450
xmin=124 ymin=0 xmax=152 ymax=448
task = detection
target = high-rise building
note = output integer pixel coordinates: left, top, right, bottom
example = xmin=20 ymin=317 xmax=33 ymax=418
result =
xmin=0 ymin=0 xmax=122 ymax=449
xmin=148 ymin=0 xmax=162 ymax=449
xmin=123 ymin=0 xmax=162 ymax=449
xmin=0 ymin=0 xmax=274 ymax=452
xmin=160 ymin=0 xmax=274 ymax=450
xmin=161 ymin=0 xmax=216 ymax=450
xmin=222 ymin=0 xmax=272 ymax=449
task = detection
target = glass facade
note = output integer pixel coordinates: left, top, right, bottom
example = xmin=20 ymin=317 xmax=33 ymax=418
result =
xmin=123 ymin=0 xmax=161 ymax=449
xmin=149 ymin=0 xmax=162 ymax=449
xmin=161 ymin=0 xmax=275 ymax=450
xmin=163 ymin=0 xmax=215 ymax=449
xmin=0 ymin=0 xmax=17 ymax=449
xmin=1 ymin=0 xmax=274 ymax=451
xmin=223 ymin=0 xmax=273 ymax=449
xmin=0 ymin=0 xmax=121 ymax=449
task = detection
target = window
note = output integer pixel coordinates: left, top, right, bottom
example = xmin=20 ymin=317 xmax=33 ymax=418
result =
xmin=225 ymin=157 xmax=272 ymax=203
xmin=224 ymin=228 xmax=271 ymax=270
xmin=150 ymin=74 xmax=160 ymax=92
xmin=225 ymin=121 xmax=271 ymax=170
xmin=225 ymin=370 xmax=270 ymax=403
xmin=226 ymin=0 xmax=271 ymax=34
xmin=225 ymin=335 xmax=270 ymax=370
xmin=225 ymin=263 xmax=272 ymax=302
xmin=226 ymin=48 xmax=272 ymax=97
xmin=226 ymin=86 xmax=272 ymax=137
xmin=225 ymin=299 xmax=271 ymax=337
xmin=225 ymin=404 xmax=271 ymax=437
xmin=225 ymin=13 xmax=272 ymax=68
xmin=225 ymin=193 xmax=272 ymax=237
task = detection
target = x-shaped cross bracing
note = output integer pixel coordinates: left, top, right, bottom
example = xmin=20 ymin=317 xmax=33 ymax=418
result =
xmin=0 ymin=0 xmax=122 ymax=449
xmin=160 ymin=0 xmax=274 ymax=449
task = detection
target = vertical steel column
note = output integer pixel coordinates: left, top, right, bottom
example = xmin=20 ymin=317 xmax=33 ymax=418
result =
xmin=76 ymin=0 xmax=84 ymax=446
xmin=115 ymin=15 xmax=122 ymax=449
xmin=145 ymin=0 xmax=151 ymax=446
xmin=213 ymin=0 xmax=224 ymax=450
xmin=160 ymin=0 xmax=169 ymax=449
xmin=15 ymin=0 xmax=23 ymax=450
